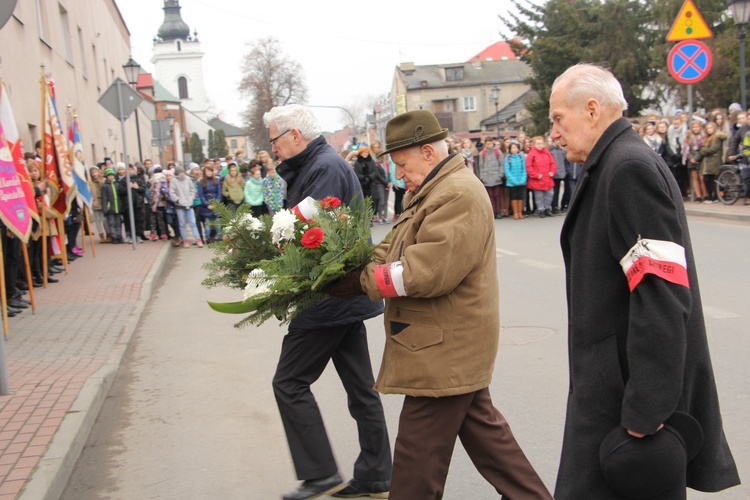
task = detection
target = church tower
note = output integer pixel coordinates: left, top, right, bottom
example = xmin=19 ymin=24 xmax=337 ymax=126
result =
xmin=151 ymin=0 xmax=211 ymax=121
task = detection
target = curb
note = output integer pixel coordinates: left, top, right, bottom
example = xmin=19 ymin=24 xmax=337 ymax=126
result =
xmin=18 ymin=242 xmax=173 ymax=500
xmin=685 ymin=207 xmax=750 ymax=222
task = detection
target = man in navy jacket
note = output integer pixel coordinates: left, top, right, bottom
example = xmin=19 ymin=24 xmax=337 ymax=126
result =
xmin=264 ymin=105 xmax=391 ymax=500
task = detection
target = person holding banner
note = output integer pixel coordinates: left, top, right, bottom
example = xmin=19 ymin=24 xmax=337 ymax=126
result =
xmin=27 ymin=159 xmax=58 ymax=285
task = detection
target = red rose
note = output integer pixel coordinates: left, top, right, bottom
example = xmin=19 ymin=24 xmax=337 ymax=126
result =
xmin=320 ymin=196 xmax=342 ymax=210
xmin=301 ymin=227 xmax=325 ymax=249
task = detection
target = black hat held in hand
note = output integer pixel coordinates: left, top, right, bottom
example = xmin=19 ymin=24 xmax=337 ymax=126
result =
xmin=599 ymin=411 xmax=704 ymax=499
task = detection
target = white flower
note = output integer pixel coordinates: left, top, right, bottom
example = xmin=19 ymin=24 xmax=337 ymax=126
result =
xmin=241 ymin=213 xmax=264 ymax=232
xmin=243 ymin=268 xmax=274 ymax=301
xmin=271 ymin=209 xmax=298 ymax=244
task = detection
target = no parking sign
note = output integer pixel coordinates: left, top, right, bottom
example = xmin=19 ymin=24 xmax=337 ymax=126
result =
xmin=668 ymin=40 xmax=712 ymax=85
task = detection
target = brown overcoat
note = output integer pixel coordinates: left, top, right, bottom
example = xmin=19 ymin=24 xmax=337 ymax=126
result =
xmin=361 ymin=153 xmax=500 ymax=397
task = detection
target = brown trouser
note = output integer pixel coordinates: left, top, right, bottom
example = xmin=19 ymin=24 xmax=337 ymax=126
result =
xmin=390 ymin=387 xmax=552 ymax=500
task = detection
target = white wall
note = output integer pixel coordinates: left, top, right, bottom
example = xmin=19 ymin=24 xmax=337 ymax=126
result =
xmin=0 ymin=0 xmax=151 ymax=165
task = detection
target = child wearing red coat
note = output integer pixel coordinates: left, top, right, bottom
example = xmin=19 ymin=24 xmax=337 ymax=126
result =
xmin=526 ymin=136 xmax=557 ymax=217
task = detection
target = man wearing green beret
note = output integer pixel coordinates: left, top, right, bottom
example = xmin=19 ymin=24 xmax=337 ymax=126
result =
xmin=327 ymin=110 xmax=552 ymax=499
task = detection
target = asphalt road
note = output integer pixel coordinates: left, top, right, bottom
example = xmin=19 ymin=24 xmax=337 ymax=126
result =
xmin=62 ymin=214 xmax=749 ymax=499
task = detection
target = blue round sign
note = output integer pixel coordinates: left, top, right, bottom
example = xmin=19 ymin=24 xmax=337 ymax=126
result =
xmin=668 ymin=40 xmax=712 ymax=84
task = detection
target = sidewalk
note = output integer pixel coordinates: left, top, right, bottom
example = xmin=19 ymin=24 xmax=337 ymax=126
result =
xmin=682 ymin=197 xmax=750 ymax=221
xmin=0 ymin=200 xmax=747 ymax=500
xmin=0 ymin=239 xmax=172 ymax=500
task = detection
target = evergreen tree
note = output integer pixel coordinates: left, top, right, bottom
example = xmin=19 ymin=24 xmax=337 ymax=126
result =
xmin=500 ymin=0 xmax=735 ymax=131
xmin=215 ymin=129 xmax=228 ymax=157
xmin=207 ymin=129 xmax=216 ymax=159
xmin=190 ymin=132 xmax=205 ymax=164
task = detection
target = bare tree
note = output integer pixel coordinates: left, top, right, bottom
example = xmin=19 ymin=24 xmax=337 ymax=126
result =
xmin=238 ymin=37 xmax=307 ymax=153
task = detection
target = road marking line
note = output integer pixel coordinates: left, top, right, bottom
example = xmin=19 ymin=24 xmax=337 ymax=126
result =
xmin=518 ymin=258 xmax=558 ymax=270
xmin=496 ymin=248 xmax=519 ymax=256
xmin=702 ymin=305 xmax=740 ymax=319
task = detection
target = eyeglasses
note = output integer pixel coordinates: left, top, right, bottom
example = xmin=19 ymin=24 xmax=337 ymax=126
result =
xmin=269 ymin=129 xmax=291 ymax=145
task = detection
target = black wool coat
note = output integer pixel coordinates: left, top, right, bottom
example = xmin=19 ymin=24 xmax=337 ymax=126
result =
xmin=555 ymin=118 xmax=740 ymax=499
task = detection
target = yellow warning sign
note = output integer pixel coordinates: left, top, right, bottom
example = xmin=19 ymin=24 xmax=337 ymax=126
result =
xmin=667 ymin=0 xmax=713 ymax=41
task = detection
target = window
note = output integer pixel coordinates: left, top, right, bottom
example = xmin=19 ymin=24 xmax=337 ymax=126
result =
xmin=463 ymin=96 xmax=476 ymax=112
xmin=35 ymin=0 xmax=50 ymax=43
xmin=445 ymin=67 xmax=464 ymax=82
xmin=77 ymin=27 xmax=87 ymax=78
xmin=59 ymin=4 xmax=73 ymax=63
xmin=178 ymin=76 xmax=189 ymax=99
xmin=177 ymin=40 xmax=182 ymax=51
xmin=230 ymin=139 xmax=237 ymax=149
xmin=92 ymin=44 xmax=100 ymax=91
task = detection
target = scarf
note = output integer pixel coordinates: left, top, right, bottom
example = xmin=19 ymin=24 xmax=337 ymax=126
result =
xmin=643 ymin=133 xmax=663 ymax=152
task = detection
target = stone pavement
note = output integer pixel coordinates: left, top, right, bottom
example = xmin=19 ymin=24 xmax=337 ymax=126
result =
xmin=0 ymin=200 xmax=746 ymax=500
xmin=0 ymin=238 xmax=172 ymax=500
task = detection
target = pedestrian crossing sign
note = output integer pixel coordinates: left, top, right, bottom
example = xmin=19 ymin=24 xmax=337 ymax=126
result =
xmin=667 ymin=0 xmax=713 ymax=41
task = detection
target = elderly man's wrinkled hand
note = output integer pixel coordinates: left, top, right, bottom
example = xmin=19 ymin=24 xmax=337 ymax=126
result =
xmin=321 ymin=269 xmax=365 ymax=299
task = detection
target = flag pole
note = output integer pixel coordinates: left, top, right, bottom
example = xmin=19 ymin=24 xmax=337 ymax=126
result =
xmin=40 ymin=67 xmax=49 ymax=286
xmin=0 ymin=235 xmax=8 ymax=337
xmin=20 ymin=243 xmax=36 ymax=312
xmin=57 ymin=216 xmax=68 ymax=273
xmin=83 ymin=208 xmax=95 ymax=257
xmin=0 ymin=233 xmax=9 ymax=395
xmin=75 ymin=115 xmax=96 ymax=257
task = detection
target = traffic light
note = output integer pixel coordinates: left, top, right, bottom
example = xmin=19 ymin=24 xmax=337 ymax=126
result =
xmin=351 ymin=136 xmax=358 ymax=150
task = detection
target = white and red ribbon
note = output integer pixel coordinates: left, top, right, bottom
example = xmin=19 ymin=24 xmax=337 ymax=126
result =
xmin=292 ymin=196 xmax=318 ymax=222
xmin=374 ymin=261 xmax=407 ymax=298
xmin=619 ymin=237 xmax=689 ymax=292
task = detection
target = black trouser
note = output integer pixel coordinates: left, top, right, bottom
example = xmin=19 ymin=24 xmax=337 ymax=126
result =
xmin=561 ymin=177 xmax=577 ymax=209
xmin=29 ymin=238 xmax=42 ymax=279
xmin=272 ymin=321 xmax=392 ymax=481
xmin=552 ymin=178 xmax=565 ymax=210
xmin=2 ymin=229 xmax=20 ymax=295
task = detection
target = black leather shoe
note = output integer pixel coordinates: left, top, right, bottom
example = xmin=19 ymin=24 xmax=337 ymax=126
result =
xmin=16 ymin=281 xmax=29 ymax=291
xmin=12 ymin=294 xmax=30 ymax=304
xmin=283 ymin=473 xmax=345 ymax=500
xmin=8 ymin=298 xmax=29 ymax=309
xmin=46 ymin=276 xmax=59 ymax=283
xmin=6 ymin=308 xmax=20 ymax=317
xmin=332 ymin=479 xmax=390 ymax=498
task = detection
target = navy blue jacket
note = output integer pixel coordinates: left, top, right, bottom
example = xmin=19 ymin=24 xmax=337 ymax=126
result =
xmin=278 ymin=136 xmax=384 ymax=329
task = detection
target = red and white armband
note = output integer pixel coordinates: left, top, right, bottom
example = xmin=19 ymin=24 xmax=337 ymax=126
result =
xmin=374 ymin=261 xmax=407 ymax=298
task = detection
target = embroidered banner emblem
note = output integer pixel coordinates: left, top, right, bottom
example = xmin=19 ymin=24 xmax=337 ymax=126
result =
xmin=619 ymin=237 xmax=689 ymax=292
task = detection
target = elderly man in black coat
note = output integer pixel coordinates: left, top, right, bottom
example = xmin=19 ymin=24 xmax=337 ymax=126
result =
xmin=550 ymin=63 xmax=740 ymax=499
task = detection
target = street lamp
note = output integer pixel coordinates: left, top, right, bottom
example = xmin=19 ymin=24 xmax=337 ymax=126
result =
xmin=489 ymin=86 xmax=501 ymax=138
xmin=731 ymin=0 xmax=750 ymax=110
xmin=167 ymin=114 xmax=175 ymax=163
xmin=122 ymin=57 xmax=143 ymax=161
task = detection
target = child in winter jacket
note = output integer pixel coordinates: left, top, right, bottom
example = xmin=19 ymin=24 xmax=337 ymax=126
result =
xmin=504 ymin=141 xmax=528 ymax=219
xmin=525 ymin=136 xmax=557 ymax=218
xmin=262 ymin=166 xmax=286 ymax=216
xmin=244 ymin=163 xmax=267 ymax=217
xmin=100 ymin=168 xmax=122 ymax=243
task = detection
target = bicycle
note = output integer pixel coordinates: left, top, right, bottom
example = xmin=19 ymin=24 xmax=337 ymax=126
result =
xmin=715 ymin=163 xmax=748 ymax=205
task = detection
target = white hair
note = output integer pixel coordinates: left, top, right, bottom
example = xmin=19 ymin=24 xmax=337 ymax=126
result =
xmin=552 ymin=63 xmax=628 ymax=112
xmin=263 ymin=104 xmax=321 ymax=140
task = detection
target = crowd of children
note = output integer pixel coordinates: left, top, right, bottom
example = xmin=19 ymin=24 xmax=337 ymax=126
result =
xmin=87 ymin=150 xmax=287 ymax=249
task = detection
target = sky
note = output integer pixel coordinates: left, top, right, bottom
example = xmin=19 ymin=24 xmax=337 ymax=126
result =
xmin=115 ymin=0 xmax=515 ymax=132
